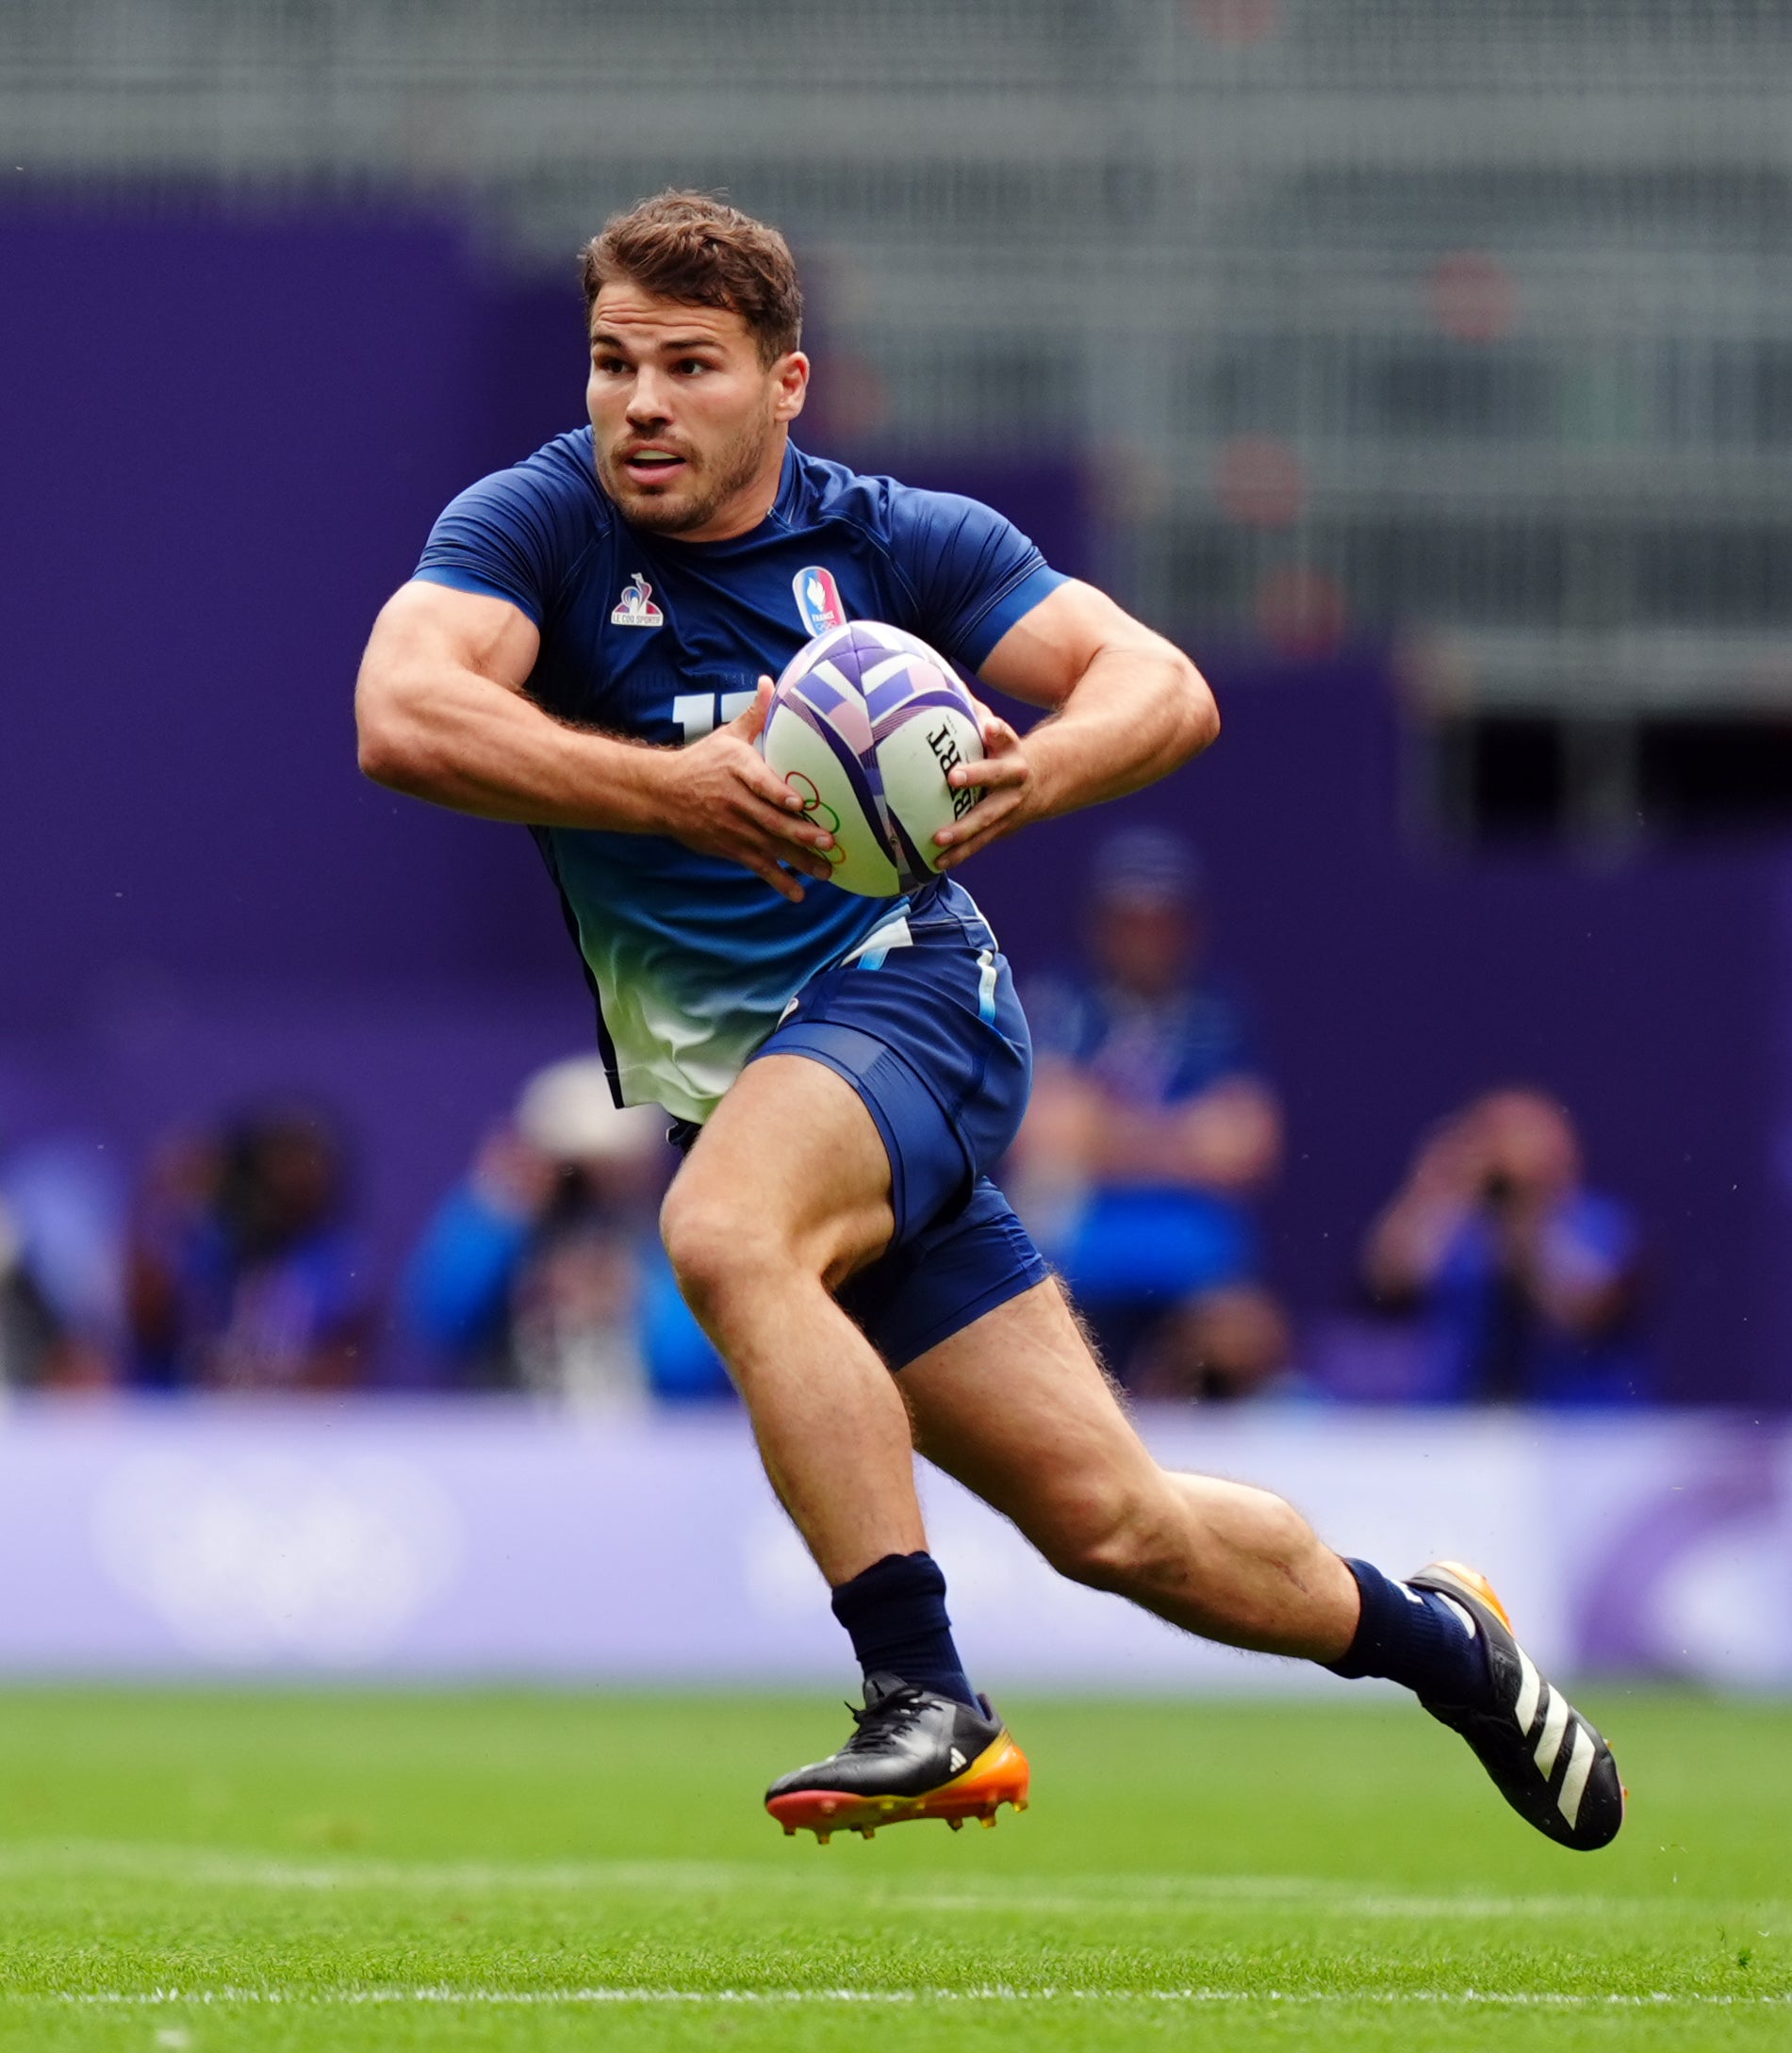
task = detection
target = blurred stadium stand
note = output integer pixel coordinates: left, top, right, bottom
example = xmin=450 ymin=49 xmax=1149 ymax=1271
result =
xmin=8 ymin=0 xmax=1792 ymax=811
xmin=3 ymin=2 xmax=1790 ymax=1408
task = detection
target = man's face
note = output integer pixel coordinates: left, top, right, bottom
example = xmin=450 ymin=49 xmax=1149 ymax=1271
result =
xmin=586 ymin=279 xmax=808 ymax=541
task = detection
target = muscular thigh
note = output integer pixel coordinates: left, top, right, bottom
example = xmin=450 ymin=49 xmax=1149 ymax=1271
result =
xmin=899 ymin=1276 xmax=1166 ymax=1538
xmin=669 ymin=1053 xmax=896 ymax=1286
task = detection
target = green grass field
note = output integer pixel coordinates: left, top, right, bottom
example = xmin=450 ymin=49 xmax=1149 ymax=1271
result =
xmin=0 ymin=1686 xmax=1784 ymax=2051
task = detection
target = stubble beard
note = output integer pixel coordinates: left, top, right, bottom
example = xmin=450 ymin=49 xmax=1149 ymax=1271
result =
xmin=599 ymin=410 xmax=779 ymax=536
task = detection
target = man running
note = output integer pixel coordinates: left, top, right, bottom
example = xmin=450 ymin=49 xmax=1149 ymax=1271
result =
xmin=355 ymin=190 xmax=1622 ymax=1852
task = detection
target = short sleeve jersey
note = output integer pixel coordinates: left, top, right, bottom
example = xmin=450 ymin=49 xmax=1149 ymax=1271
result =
xmin=415 ymin=430 xmax=1065 ymax=1122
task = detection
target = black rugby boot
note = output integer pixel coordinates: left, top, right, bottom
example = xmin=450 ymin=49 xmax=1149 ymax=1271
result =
xmin=764 ymin=1673 xmax=1029 ymax=1843
xmin=1410 ymin=1561 xmax=1625 ymax=1852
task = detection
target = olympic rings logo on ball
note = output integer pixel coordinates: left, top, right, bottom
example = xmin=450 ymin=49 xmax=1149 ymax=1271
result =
xmin=784 ymin=772 xmax=847 ymax=864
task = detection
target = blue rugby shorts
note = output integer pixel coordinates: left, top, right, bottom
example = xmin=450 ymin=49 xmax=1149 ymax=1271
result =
xmin=748 ymin=880 xmax=1050 ymax=1369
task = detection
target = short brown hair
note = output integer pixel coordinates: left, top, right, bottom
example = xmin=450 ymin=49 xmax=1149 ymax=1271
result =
xmin=580 ymin=191 xmax=803 ymax=365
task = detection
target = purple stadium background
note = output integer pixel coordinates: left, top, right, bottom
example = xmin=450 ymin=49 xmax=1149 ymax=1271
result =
xmin=4 ymin=197 xmax=1787 ymax=1407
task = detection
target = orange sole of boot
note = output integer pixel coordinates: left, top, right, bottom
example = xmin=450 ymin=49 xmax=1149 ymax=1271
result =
xmin=766 ymin=1732 xmax=1031 ymax=1844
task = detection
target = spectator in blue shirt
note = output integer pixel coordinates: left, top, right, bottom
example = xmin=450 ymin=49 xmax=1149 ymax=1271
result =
xmin=1016 ymin=829 xmax=1290 ymax=1398
xmin=127 ymin=1104 xmax=371 ymax=1392
xmin=1360 ymin=1088 xmax=1648 ymax=1405
xmin=404 ymin=1056 xmax=731 ymax=1406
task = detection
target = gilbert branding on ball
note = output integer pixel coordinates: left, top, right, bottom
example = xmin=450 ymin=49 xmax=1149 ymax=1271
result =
xmin=758 ymin=621 xmax=985 ymax=898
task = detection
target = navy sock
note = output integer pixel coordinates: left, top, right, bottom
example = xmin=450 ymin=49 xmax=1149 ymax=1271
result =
xmin=830 ymin=1552 xmax=978 ymax=1709
xmin=1325 ymin=1558 xmax=1492 ymax=1707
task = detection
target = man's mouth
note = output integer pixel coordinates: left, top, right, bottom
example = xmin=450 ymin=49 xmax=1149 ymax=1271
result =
xmin=619 ymin=448 xmax=689 ymax=488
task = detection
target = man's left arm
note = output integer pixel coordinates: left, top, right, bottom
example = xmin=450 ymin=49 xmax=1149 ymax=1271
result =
xmin=932 ymin=580 xmax=1219 ymax=872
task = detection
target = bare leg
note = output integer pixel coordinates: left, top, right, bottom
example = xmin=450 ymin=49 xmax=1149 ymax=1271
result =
xmin=900 ymin=1275 xmax=1358 ymax=1661
xmin=660 ymin=1054 xmax=922 ymax=1584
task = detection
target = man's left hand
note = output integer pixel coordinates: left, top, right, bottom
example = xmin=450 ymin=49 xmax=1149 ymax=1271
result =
xmin=931 ymin=707 xmax=1041 ymax=871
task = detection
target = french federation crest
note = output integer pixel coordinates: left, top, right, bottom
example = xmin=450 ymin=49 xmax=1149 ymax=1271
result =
xmin=611 ymin=572 xmax=664 ymax=628
xmin=794 ymin=565 xmax=847 ymax=636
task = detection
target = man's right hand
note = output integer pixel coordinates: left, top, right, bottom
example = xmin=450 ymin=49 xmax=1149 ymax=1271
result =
xmin=653 ymin=680 xmax=836 ymax=903
xmin=358 ymin=589 xmax=833 ymax=899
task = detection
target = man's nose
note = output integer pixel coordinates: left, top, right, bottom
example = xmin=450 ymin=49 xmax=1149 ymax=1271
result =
xmin=626 ymin=367 xmax=671 ymax=425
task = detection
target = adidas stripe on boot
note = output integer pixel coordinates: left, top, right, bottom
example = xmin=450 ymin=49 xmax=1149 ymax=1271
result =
xmin=1410 ymin=1561 xmax=1625 ymax=1852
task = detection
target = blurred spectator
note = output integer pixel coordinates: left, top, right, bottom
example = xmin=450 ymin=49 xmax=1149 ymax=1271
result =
xmin=1359 ymin=1088 xmax=1648 ymax=1405
xmin=0 ymin=1203 xmax=63 ymax=1388
xmin=0 ymin=1136 xmax=123 ymax=1389
xmin=127 ymin=1103 xmax=371 ymax=1392
xmin=0 ymin=1141 xmax=122 ymax=1396
xmin=403 ymin=1057 xmax=731 ymax=1408
xmin=1015 ymin=828 xmax=1290 ymax=1399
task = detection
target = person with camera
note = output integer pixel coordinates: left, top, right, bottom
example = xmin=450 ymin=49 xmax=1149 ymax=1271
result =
xmin=1362 ymin=1088 xmax=1647 ymax=1406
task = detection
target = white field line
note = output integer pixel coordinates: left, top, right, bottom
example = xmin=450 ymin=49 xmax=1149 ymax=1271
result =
xmin=19 ymin=1988 xmax=1792 ymax=2011
xmin=904 ymin=1888 xmax=1668 ymax=1924
xmin=0 ymin=1841 xmax=1754 ymax=1924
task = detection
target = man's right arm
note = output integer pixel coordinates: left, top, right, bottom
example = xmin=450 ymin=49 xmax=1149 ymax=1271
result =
xmin=1361 ymin=1120 xmax=1483 ymax=1303
xmin=354 ymin=581 xmax=834 ymax=900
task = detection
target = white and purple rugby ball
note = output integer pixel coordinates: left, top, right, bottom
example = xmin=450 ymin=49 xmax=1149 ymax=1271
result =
xmin=759 ymin=621 xmax=985 ymax=898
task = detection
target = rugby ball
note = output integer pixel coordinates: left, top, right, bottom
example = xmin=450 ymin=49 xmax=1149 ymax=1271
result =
xmin=759 ymin=621 xmax=985 ymax=898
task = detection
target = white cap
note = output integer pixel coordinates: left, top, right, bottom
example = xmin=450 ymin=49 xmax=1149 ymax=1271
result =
xmin=515 ymin=1057 xmax=663 ymax=1163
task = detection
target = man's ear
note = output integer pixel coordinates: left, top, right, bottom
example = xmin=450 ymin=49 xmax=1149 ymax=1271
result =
xmin=774 ymin=351 xmax=810 ymax=423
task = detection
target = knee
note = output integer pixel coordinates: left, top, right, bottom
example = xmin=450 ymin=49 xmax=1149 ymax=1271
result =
xmin=1036 ymin=1478 xmax=1185 ymax=1597
xmin=1040 ymin=1472 xmax=1313 ymax=1601
xmin=660 ymin=1181 xmax=787 ymax=1312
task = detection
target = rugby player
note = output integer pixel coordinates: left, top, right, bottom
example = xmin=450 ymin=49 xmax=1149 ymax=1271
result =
xmin=355 ymin=192 xmax=1623 ymax=1852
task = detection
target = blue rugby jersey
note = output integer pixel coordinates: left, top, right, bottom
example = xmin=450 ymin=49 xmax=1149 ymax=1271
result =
xmin=414 ymin=430 xmax=1065 ymax=1121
